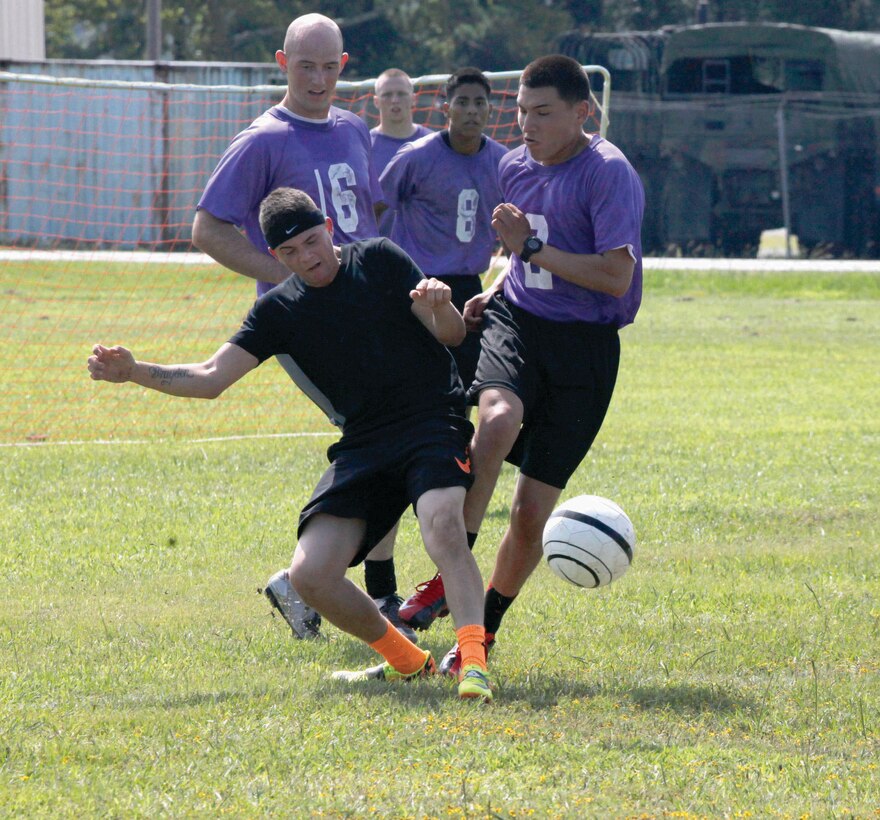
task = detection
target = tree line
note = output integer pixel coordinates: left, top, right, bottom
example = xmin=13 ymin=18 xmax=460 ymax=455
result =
xmin=45 ymin=0 xmax=880 ymax=77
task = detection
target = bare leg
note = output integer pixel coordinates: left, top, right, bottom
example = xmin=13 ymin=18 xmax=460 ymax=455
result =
xmin=488 ymin=473 xmax=562 ymax=598
xmin=289 ymin=513 xmax=388 ymax=644
xmin=416 ymin=486 xmax=484 ymax=627
xmin=462 ymin=387 xmax=523 ymax=534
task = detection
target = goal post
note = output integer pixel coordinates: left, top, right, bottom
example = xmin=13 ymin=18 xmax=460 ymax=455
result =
xmin=0 ymin=65 xmax=609 ymax=253
xmin=0 ymin=64 xmax=610 ymax=445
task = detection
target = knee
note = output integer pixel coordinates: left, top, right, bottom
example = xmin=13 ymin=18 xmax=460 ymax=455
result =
xmin=288 ymin=557 xmax=322 ymax=606
xmin=421 ymin=502 xmax=465 ymax=543
xmin=476 ymin=399 xmax=520 ymax=454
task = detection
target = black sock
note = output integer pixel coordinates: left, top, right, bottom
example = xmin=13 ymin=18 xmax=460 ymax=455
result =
xmin=466 ymin=532 xmax=478 ymax=550
xmin=364 ymin=558 xmax=397 ymax=600
xmin=484 ymin=586 xmax=516 ymax=636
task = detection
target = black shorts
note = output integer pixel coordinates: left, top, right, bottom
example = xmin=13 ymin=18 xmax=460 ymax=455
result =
xmin=297 ymin=413 xmax=475 ymax=566
xmin=467 ymin=295 xmax=620 ymax=489
xmin=434 ymin=274 xmax=483 ymax=392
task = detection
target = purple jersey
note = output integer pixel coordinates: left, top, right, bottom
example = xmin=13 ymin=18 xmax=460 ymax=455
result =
xmin=500 ymin=135 xmax=644 ymax=327
xmin=198 ymin=105 xmax=383 ymax=296
xmin=370 ymin=125 xmax=433 ymax=176
xmin=380 ymin=131 xmax=508 ymax=278
xmin=370 ymin=125 xmax=432 ymax=235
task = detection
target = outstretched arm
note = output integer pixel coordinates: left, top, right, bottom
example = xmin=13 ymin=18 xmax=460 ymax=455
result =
xmin=88 ymin=342 xmax=259 ymax=399
xmin=410 ymin=278 xmax=466 ymax=347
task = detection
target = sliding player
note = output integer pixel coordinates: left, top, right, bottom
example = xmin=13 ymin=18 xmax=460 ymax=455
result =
xmin=92 ymin=188 xmax=495 ymax=702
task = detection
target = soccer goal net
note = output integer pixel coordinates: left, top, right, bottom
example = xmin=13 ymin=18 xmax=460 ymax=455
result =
xmin=0 ymin=66 xmax=609 ymax=445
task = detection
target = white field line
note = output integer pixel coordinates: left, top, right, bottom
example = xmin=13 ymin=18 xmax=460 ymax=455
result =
xmin=642 ymin=257 xmax=880 ymax=272
xmin=3 ymin=250 xmax=876 ymax=450
xmin=2 ymin=248 xmax=879 ymax=272
xmin=0 ymin=249 xmax=215 ymax=264
xmin=1 ymin=431 xmax=337 ymax=449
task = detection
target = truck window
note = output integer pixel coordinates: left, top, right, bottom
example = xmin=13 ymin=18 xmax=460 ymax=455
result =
xmin=667 ymin=56 xmax=825 ymax=95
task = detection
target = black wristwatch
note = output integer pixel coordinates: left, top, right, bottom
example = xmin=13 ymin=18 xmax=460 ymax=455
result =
xmin=520 ymin=236 xmax=544 ymax=263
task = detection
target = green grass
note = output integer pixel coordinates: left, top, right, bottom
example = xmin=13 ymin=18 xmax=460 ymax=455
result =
xmin=1 ymin=263 xmax=878 ymax=816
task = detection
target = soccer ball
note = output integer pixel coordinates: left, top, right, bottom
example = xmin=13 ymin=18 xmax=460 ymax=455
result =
xmin=542 ymin=495 xmax=635 ymax=588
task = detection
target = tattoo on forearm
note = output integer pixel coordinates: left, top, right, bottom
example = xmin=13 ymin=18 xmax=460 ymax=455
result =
xmin=149 ymin=366 xmax=195 ymax=387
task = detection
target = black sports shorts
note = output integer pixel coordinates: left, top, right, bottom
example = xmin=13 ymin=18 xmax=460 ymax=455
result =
xmin=467 ymin=294 xmax=620 ymax=489
xmin=434 ymin=274 xmax=483 ymax=392
xmin=297 ymin=413 xmax=475 ymax=566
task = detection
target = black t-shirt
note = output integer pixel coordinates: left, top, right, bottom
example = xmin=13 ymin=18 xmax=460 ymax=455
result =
xmin=229 ymin=238 xmax=464 ymax=440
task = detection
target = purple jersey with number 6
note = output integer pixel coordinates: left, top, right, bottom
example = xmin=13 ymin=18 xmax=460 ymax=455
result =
xmin=380 ymin=131 xmax=508 ymax=277
xmin=198 ymin=105 xmax=383 ymax=296
xmin=500 ymin=135 xmax=644 ymax=327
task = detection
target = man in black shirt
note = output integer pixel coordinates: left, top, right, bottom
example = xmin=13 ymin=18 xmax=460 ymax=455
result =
xmin=87 ymin=187 xmax=494 ymax=702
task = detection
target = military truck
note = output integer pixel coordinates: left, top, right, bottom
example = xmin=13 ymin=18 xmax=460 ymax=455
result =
xmin=559 ymin=23 xmax=880 ymax=256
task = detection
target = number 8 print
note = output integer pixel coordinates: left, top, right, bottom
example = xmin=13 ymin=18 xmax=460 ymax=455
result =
xmin=456 ymin=188 xmax=479 ymax=243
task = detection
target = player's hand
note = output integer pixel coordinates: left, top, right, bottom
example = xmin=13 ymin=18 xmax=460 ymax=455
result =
xmin=492 ymin=203 xmax=532 ymax=256
xmin=410 ymin=277 xmax=452 ymax=309
xmin=463 ymin=289 xmax=495 ymax=331
xmin=88 ymin=344 xmax=135 ymax=383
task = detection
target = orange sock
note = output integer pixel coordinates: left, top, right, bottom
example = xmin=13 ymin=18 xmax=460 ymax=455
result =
xmin=369 ymin=621 xmax=429 ymax=675
xmin=456 ymin=624 xmax=488 ymax=671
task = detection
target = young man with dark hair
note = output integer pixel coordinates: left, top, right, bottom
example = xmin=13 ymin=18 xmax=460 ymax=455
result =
xmin=379 ymin=67 xmax=506 ymax=399
xmin=401 ymin=54 xmax=645 ymax=676
xmin=90 ymin=188 xmax=495 ymax=702
xmin=377 ymin=67 xmax=508 ymax=630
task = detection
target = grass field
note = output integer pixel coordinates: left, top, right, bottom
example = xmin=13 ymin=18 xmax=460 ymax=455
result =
xmin=1 ymin=263 xmax=878 ymax=816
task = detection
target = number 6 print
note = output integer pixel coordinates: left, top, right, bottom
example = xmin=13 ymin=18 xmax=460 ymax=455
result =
xmin=313 ymin=164 xmax=359 ymax=234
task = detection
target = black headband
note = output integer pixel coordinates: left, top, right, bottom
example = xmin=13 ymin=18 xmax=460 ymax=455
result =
xmin=264 ymin=209 xmax=327 ymax=250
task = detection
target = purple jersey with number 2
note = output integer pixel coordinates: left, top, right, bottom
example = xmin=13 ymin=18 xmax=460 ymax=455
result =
xmin=501 ymin=135 xmax=644 ymax=327
xmin=198 ymin=105 xmax=382 ymax=296
xmin=380 ymin=131 xmax=508 ymax=277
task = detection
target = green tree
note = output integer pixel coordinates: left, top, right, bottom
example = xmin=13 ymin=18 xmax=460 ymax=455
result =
xmin=45 ymin=0 xmax=574 ymax=72
xmin=45 ymin=0 xmax=312 ymax=62
xmin=44 ymin=0 xmax=880 ymax=69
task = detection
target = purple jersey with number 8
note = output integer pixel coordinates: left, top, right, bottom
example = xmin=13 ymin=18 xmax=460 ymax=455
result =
xmin=500 ymin=135 xmax=644 ymax=327
xmin=380 ymin=131 xmax=508 ymax=278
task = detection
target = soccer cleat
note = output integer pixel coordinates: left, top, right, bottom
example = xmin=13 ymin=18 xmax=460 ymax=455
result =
xmin=457 ymin=665 xmax=495 ymax=702
xmin=332 ymin=651 xmax=436 ymax=683
xmin=439 ymin=632 xmax=496 ymax=679
xmin=374 ymin=594 xmax=418 ymax=644
xmin=399 ymin=573 xmax=449 ymax=631
xmin=263 ymin=568 xmax=322 ymax=639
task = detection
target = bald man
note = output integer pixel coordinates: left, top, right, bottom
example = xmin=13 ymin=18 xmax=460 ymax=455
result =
xmin=192 ymin=14 xmax=413 ymax=643
xmin=193 ymin=14 xmax=382 ymax=292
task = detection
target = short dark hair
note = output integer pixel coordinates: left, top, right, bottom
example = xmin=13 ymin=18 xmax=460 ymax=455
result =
xmin=521 ymin=55 xmax=591 ymax=105
xmin=445 ymin=67 xmax=491 ymax=101
xmin=259 ymin=188 xmax=324 ymax=248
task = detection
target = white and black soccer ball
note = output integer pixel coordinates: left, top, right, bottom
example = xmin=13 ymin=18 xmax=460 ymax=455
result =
xmin=542 ymin=495 xmax=635 ymax=588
